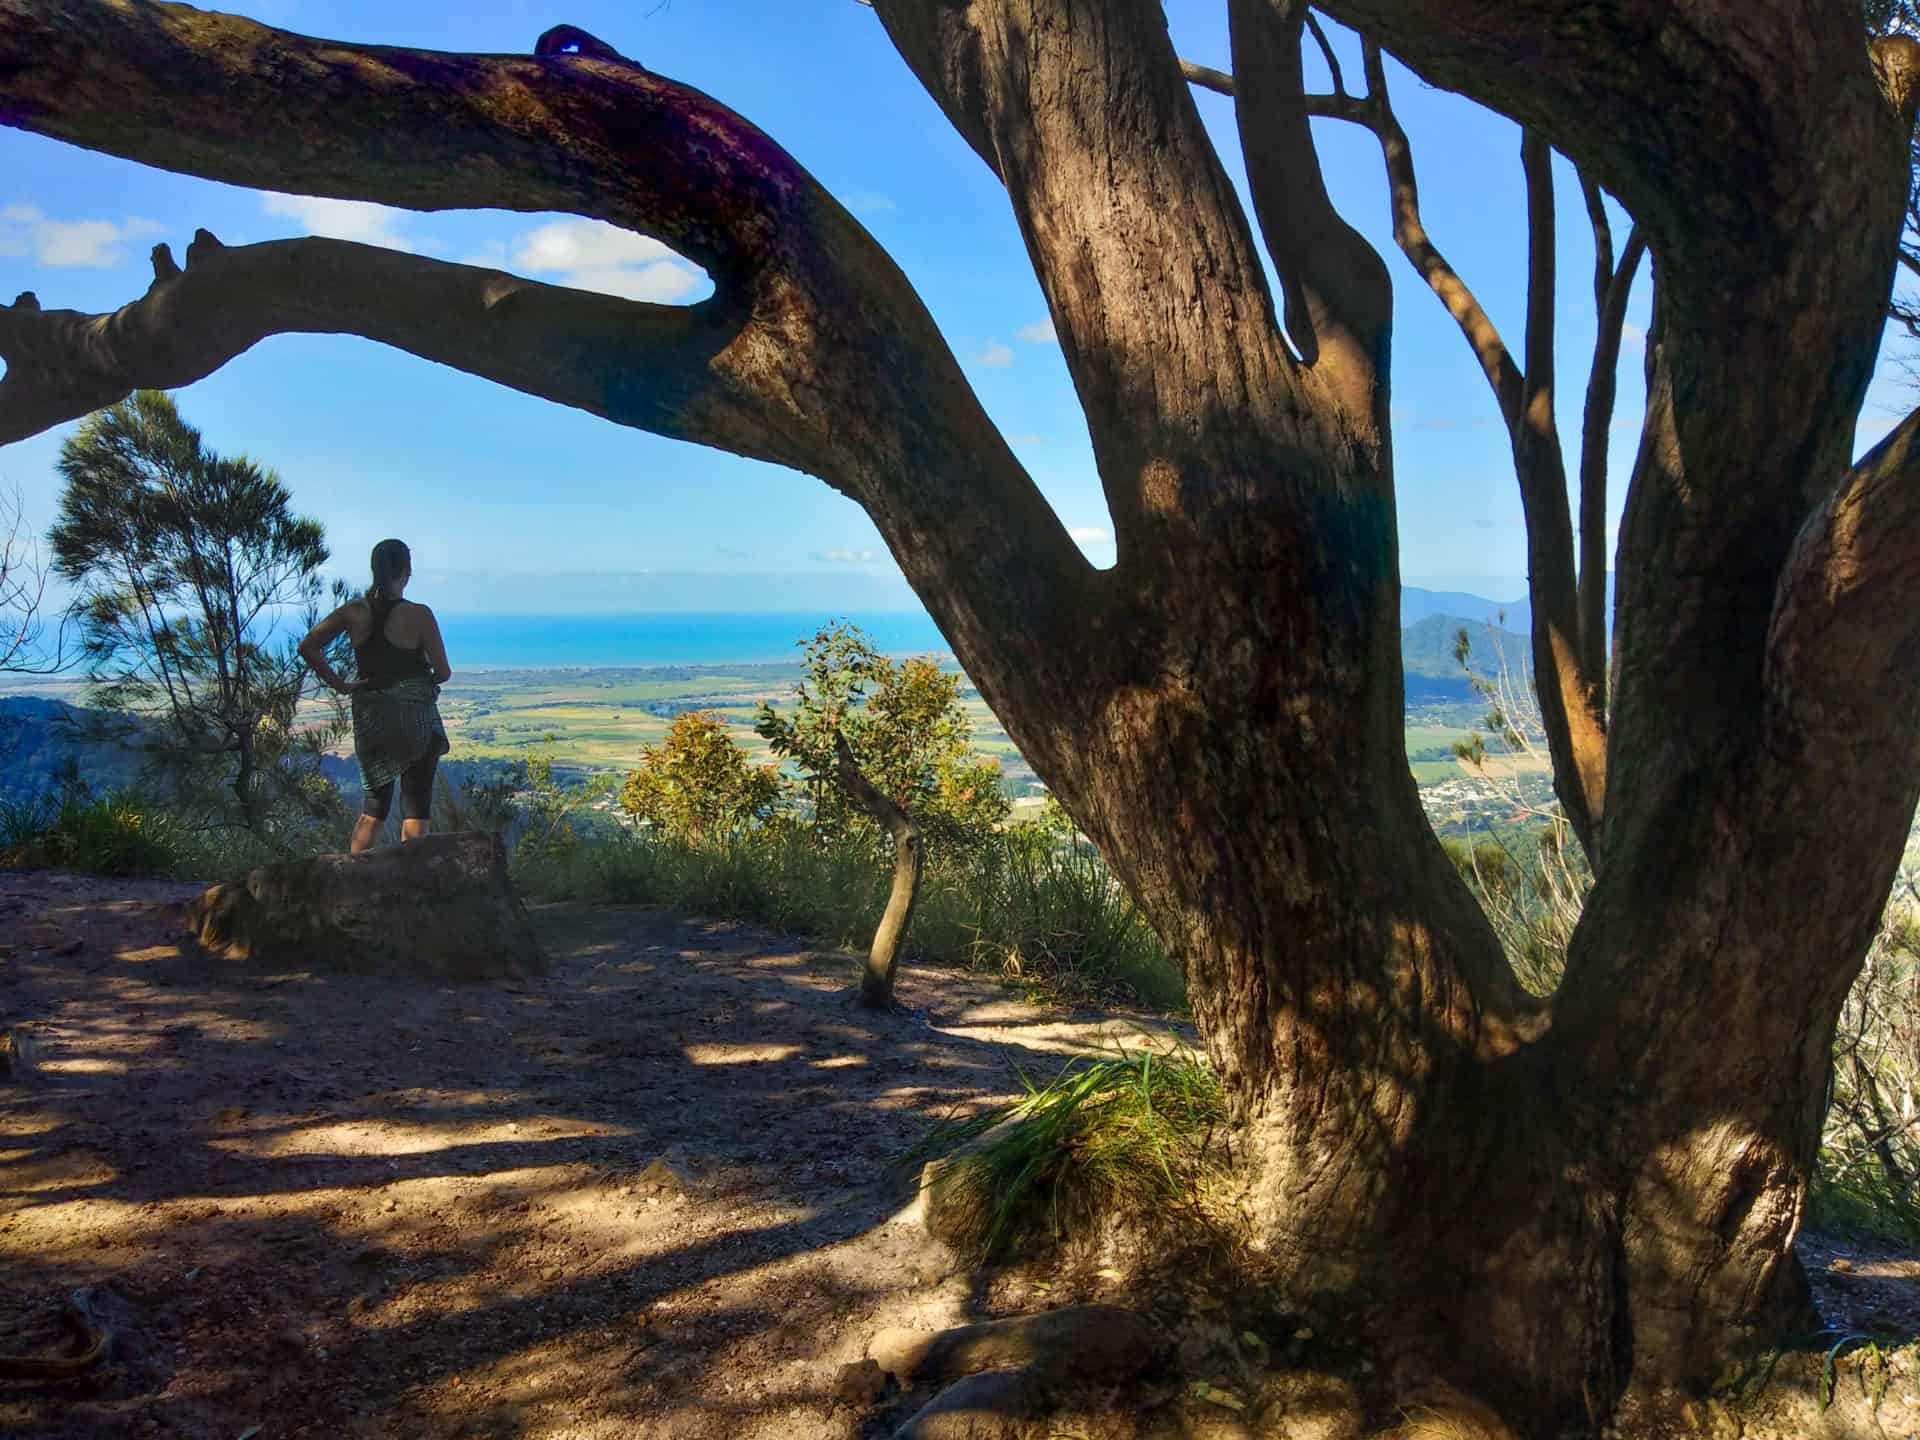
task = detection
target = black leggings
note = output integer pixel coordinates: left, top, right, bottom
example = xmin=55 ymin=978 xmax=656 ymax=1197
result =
xmin=362 ymin=751 xmax=440 ymax=822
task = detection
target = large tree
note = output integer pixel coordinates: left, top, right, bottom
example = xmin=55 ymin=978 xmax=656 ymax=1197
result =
xmin=50 ymin=389 xmax=331 ymax=823
xmin=0 ymin=1 xmax=1916 ymax=1426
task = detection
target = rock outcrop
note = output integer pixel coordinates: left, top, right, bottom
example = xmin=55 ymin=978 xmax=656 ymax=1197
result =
xmin=184 ymin=831 xmax=545 ymax=981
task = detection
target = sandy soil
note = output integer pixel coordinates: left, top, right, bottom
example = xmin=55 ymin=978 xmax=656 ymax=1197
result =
xmin=0 ymin=866 xmax=1209 ymax=1439
xmin=4 ymin=865 xmax=1918 ymax=1440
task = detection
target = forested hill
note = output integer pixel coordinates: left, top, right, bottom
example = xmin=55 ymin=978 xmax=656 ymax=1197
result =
xmin=1401 ymin=614 xmax=1530 ymax=702
xmin=0 ymin=696 xmax=151 ymax=802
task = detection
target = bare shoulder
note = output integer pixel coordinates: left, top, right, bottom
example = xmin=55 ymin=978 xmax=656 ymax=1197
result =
xmin=394 ymin=599 xmax=439 ymax=642
xmin=317 ymin=595 xmax=372 ymax=643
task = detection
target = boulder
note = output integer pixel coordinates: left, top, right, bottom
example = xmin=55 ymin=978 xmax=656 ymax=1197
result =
xmin=184 ymin=831 xmax=545 ymax=981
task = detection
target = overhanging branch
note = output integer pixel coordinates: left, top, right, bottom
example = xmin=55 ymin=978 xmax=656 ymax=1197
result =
xmin=0 ymin=0 xmax=1099 ymax=729
xmin=0 ymin=235 xmax=785 ymax=457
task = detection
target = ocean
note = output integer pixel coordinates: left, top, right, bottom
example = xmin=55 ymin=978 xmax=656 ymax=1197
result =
xmin=430 ymin=611 xmax=951 ymax=670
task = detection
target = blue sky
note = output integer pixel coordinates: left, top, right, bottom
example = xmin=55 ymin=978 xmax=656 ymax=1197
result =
xmin=0 ymin=0 xmax=1910 ymax=614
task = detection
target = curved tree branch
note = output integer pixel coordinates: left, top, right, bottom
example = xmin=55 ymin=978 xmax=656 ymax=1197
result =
xmin=0 ymin=0 xmax=1098 ymax=760
xmin=832 ymin=731 xmax=924 ymax=1009
xmin=1359 ymin=41 xmax=1521 ymax=428
xmin=1228 ymin=0 xmax=1392 ymax=395
xmin=0 ymin=235 xmax=780 ymax=455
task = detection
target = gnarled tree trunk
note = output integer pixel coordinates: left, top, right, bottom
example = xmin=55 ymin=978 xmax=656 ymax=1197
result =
xmin=3 ymin=1 xmax=1919 ymax=1428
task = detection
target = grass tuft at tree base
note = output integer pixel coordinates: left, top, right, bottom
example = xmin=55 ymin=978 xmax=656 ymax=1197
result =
xmin=904 ymin=1039 xmax=1230 ymax=1262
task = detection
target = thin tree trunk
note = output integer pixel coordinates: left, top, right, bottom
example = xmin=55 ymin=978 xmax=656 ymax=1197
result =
xmin=831 ymin=732 xmax=923 ymax=1009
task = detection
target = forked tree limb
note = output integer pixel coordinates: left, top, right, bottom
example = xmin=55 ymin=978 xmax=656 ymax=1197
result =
xmin=1314 ymin=2 xmax=1898 ymax=275
xmin=1189 ymin=32 xmax=1614 ymax=858
xmin=1228 ymin=0 xmax=1391 ymax=398
xmin=871 ymin=0 xmax=1383 ymax=553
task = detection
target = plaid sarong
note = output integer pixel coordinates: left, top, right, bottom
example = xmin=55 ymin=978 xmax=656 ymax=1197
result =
xmin=351 ymin=676 xmax=449 ymax=795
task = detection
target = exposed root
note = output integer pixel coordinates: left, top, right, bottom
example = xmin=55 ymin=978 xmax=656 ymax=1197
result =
xmin=891 ymin=1367 xmax=1051 ymax=1439
xmin=0 ymin=1289 xmax=112 ymax=1381
xmin=867 ymin=1304 xmax=1164 ymax=1388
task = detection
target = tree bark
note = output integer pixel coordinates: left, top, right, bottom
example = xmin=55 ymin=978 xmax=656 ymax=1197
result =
xmin=831 ymin=732 xmax=923 ymax=1009
xmin=5 ymin=2 xmax=1920 ymax=1428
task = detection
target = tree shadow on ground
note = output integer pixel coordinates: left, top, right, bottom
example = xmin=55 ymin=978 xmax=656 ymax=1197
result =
xmin=0 ymin=874 xmax=1191 ymax=1439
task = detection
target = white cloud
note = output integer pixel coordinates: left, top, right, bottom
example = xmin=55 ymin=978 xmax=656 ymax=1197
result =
xmin=844 ymin=191 xmax=897 ymax=215
xmin=1007 ymin=433 xmax=1046 ymax=446
xmin=261 ymin=192 xmax=420 ymax=252
xmin=1621 ymin=321 xmax=1647 ymax=349
xmin=1016 ymin=318 xmax=1057 ymax=344
xmin=0 ymin=204 xmax=163 ymax=268
xmin=978 ymin=341 xmax=1014 ymax=368
xmin=510 ymin=218 xmax=676 ymax=272
xmin=505 ymin=218 xmax=705 ymax=303
xmin=814 ymin=547 xmax=886 ymax=564
xmin=1068 ymin=526 xmax=1112 ymax=545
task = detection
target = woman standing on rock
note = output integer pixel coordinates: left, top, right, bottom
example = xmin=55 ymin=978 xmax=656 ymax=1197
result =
xmin=299 ymin=538 xmax=453 ymax=854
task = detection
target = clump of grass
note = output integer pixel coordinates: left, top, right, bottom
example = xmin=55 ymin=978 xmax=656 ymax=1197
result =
xmin=0 ymin=791 xmax=186 ymax=876
xmin=907 ymin=1039 xmax=1229 ymax=1261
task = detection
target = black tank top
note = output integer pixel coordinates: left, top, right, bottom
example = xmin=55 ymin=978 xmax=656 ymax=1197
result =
xmin=355 ymin=595 xmax=432 ymax=690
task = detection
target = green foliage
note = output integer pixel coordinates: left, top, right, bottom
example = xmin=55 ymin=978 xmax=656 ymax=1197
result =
xmin=905 ymin=1041 xmax=1228 ymax=1260
xmin=433 ymin=764 xmax=523 ymax=837
xmin=0 ymin=789 xmax=185 ymax=876
xmin=618 ymin=709 xmax=782 ymax=846
xmin=516 ymin=737 xmax=614 ymax=867
xmin=50 ymin=390 xmax=341 ymax=825
xmin=755 ymin=621 xmax=1008 ymax=856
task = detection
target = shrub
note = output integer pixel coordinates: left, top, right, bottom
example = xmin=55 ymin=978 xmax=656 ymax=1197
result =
xmin=618 ymin=710 xmax=782 ymax=846
xmin=756 ymin=621 xmax=1010 ymax=858
xmin=905 ymin=1040 xmax=1229 ymax=1260
xmin=0 ymin=790 xmax=185 ymax=875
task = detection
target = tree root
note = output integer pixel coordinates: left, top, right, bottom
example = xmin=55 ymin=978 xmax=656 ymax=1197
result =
xmin=869 ymin=1303 xmax=1164 ymax=1389
xmin=892 ymin=1367 xmax=1052 ymax=1439
xmin=0 ymin=1289 xmax=112 ymax=1381
xmin=871 ymin=1304 xmax=1164 ymax=1437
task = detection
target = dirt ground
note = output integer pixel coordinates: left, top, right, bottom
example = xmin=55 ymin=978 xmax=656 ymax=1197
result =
xmin=4 ymin=865 xmax=1919 ymax=1440
xmin=0 ymin=866 xmax=1220 ymax=1439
